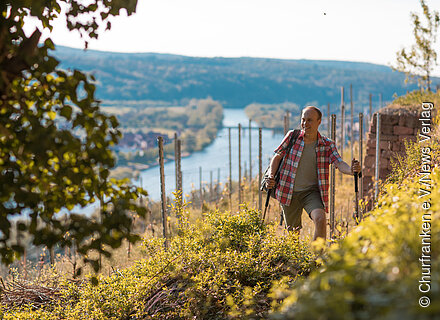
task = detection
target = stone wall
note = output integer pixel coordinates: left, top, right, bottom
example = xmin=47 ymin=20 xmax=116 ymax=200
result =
xmin=362 ymin=105 xmax=422 ymax=196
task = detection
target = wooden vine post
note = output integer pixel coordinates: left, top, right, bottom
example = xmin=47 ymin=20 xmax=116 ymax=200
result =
xmin=158 ymin=136 xmax=169 ymax=249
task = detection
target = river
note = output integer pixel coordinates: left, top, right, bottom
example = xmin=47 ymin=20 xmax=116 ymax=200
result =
xmin=137 ymin=108 xmax=288 ymax=201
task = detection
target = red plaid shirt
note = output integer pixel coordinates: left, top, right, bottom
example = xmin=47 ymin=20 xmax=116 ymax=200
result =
xmin=274 ymin=130 xmax=342 ymax=212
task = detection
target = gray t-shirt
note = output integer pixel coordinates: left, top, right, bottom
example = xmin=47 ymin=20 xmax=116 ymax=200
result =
xmin=293 ymin=140 xmax=319 ymax=191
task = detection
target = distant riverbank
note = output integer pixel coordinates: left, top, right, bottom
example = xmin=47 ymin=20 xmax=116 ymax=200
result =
xmin=110 ymin=99 xmax=223 ymax=178
xmin=136 ymin=108 xmax=287 ymax=200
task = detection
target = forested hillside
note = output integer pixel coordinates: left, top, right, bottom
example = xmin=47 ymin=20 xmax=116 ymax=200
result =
xmin=55 ymin=46 xmax=432 ymax=108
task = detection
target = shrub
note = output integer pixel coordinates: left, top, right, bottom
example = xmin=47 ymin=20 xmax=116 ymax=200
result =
xmin=2 ymin=206 xmax=317 ymax=319
xmin=392 ymin=89 xmax=440 ymax=111
xmin=387 ymin=135 xmax=440 ymax=186
xmin=271 ymin=168 xmax=440 ymax=319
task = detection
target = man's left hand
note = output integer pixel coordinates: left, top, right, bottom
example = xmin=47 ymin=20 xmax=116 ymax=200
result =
xmin=351 ymin=158 xmax=361 ymax=175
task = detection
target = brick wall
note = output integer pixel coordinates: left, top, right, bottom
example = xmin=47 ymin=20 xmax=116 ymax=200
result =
xmin=362 ymin=105 xmax=422 ymax=196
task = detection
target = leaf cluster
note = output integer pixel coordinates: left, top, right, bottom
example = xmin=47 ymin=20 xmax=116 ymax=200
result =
xmin=0 ymin=1 xmax=148 ymax=270
xmin=393 ymin=0 xmax=440 ymax=90
xmin=2 ymin=0 xmax=137 ymax=46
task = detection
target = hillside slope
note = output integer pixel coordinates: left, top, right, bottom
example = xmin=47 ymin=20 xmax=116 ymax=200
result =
xmin=54 ymin=46 xmax=428 ymax=108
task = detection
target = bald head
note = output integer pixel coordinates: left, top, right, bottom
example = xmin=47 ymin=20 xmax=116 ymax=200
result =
xmin=302 ymin=106 xmax=322 ymax=121
xmin=300 ymin=106 xmax=322 ymax=138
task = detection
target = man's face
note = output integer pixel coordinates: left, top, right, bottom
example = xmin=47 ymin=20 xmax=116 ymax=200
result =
xmin=301 ymin=108 xmax=321 ymax=135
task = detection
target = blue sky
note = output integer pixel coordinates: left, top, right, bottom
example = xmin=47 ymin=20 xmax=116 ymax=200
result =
xmin=27 ymin=0 xmax=440 ymax=76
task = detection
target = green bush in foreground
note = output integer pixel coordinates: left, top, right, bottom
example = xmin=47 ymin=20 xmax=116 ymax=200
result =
xmin=271 ymin=168 xmax=440 ymax=320
xmin=1 ymin=207 xmax=317 ymax=319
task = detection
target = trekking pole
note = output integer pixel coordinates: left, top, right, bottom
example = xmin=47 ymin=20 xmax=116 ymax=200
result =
xmin=279 ymin=207 xmax=284 ymax=226
xmin=262 ymin=188 xmax=272 ymax=222
xmin=353 ymin=171 xmax=359 ymax=224
xmin=262 ymin=189 xmax=288 ymax=229
xmin=280 ymin=208 xmax=289 ymax=230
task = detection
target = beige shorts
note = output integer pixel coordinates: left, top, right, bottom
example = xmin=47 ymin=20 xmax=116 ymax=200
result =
xmin=281 ymin=186 xmax=324 ymax=230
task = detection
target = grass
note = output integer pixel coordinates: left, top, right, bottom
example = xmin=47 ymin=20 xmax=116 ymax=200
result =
xmin=391 ymin=88 xmax=440 ymax=111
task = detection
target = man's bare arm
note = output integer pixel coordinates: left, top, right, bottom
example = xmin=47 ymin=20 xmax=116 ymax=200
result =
xmin=269 ymin=153 xmax=283 ymax=177
xmin=266 ymin=153 xmax=283 ymax=188
xmin=336 ymin=159 xmax=360 ymax=175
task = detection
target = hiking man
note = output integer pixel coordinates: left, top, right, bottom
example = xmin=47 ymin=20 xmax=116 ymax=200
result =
xmin=266 ymin=106 xmax=360 ymax=241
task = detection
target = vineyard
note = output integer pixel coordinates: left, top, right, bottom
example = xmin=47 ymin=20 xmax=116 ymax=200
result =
xmin=1 ymin=92 xmax=439 ymax=318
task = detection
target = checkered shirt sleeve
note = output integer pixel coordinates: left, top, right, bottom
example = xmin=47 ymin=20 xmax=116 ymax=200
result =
xmin=328 ymin=139 xmax=343 ymax=165
xmin=274 ymin=130 xmax=294 ymax=157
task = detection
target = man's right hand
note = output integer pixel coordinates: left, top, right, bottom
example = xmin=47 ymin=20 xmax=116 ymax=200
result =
xmin=266 ymin=176 xmax=276 ymax=189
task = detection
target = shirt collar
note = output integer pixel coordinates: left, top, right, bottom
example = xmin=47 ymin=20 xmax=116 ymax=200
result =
xmin=298 ymin=130 xmax=324 ymax=146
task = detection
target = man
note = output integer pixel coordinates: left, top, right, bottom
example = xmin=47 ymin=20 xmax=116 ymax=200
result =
xmin=266 ymin=106 xmax=360 ymax=241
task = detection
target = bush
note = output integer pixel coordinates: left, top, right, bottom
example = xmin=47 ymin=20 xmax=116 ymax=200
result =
xmin=387 ymin=134 xmax=440 ymax=186
xmin=271 ymin=169 xmax=440 ymax=319
xmin=392 ymin=89 xmax=440 ymax=112
xmin=2 ymin=206 xmax=317 ymax=319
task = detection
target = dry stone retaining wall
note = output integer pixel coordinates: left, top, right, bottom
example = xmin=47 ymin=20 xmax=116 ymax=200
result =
xmin=362 ymin=106 xmax=422 ymax=196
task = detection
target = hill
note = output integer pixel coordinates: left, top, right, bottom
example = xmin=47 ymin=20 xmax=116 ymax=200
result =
xmin=54 ymin=46 xmax=433 ymax=108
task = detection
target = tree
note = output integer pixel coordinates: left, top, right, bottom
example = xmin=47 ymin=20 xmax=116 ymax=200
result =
xmin=0 ymin=0 xmax=147 ymax=273
xmin=393 ymin=0 xmax=440 ymax=91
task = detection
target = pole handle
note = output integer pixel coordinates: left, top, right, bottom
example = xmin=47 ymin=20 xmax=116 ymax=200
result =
xmin=353 ymin=172 xmax=359 ymax=224
xmin=354 ymin=172 xmax=359 ymax=192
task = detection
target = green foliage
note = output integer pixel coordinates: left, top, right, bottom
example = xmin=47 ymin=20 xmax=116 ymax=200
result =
xmin=387 ymin=93 xmax=440 ymax=185
xmin=272 ymin=162 xmax=440 ymax=318
xmin=392 ymin=89 xmax=440 ymax=110
xmin=3 ymin=0 xmax=137 ymax=46
xmin=0 ymin=1 xmax=148 ymax=269
xmin=2 ymin=207 xmax=318 ymax=319
xmin=387 ymin=136 xmax=440 ymax=187
xmin=245 ymin=102 xmax=301 ymax=129
xmin=393 ymin=0 xmax=440 ymax=91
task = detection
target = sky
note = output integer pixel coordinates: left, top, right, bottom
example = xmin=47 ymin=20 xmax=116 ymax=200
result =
xmin=27 ymin=0 xmax=440 ymax=76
